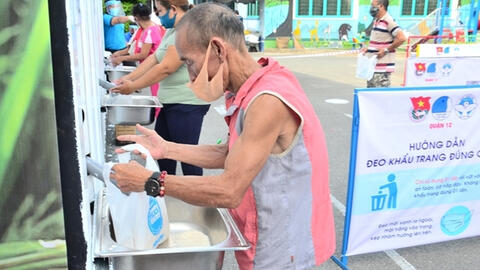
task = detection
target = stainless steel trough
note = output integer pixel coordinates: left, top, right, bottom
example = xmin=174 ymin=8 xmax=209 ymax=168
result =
xmin=102 ymin=94 xmax=162 ymax=125
xmin=104 ymin=66 xmax=152 ymax=96
xmin=93 ymin=189 xmax=249 ymax=270
xmin=105 ymin=66 xmax=137 ymax=81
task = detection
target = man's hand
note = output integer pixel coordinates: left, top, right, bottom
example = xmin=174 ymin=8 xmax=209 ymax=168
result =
xmin=360 ymin=47 xmax=367 ymax=54
xmin=376 ymin=48 xmax=387 ymax=59
xmin=115 ymin=124 xmax=169 ymax=160
xmin=110 ymin=160 xmax=153 ymax=192
xmin=111 ymin=79 xmax=135 ymax=94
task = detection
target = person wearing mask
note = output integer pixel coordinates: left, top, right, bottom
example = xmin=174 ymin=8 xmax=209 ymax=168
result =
xmin=111 ymin=0 xmax=210 ymax=176
xmin=363 ymin=0 xmax=406 ymax=88
xmin=124 ymin=24 xmax=137 ymax=42
xmin=111 ymin=3 xmax=166 ymax=96
xmin=110 ymin=3 xmax=335 ymax=270
xmin=103 ymin=0 xmax=134 ymax=53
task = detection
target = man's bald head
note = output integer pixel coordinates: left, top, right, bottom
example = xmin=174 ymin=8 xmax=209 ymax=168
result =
xmin=176 ymin=3 xmax=246 ymax=52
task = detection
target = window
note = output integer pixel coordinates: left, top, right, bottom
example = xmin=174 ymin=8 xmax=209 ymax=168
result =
xmin=298 ymin=0 xmax=310 ymax=15
xmin=427 ymin=0 xmax=437 ymax=12
xmin=312 ymin=0 xmax=323 ymax=15
xmin=340 ymin=0 xmax=351 ymax=15
xmin=326 ymin=0 xmax=338 ymax=15
xmin=297 ymin=0 xmax=351 ymax=16
xmin=402 ymin=0 xmax=413 ymax=15
xmin=248 ymin=1 xmax=259 ymax=17
xmin=414 ymin=0 xmax=425 ymax=15
xmin=401 ymin=0 xmax=450 ymax=16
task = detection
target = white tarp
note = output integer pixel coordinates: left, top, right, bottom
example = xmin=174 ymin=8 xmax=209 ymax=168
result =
xmin=345 ymin=87 xmax=480 ymax=256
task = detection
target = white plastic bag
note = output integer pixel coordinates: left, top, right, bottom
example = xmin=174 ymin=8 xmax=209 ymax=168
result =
xmin=103 ymin=144 xmax=169 ymax=250
xmin=356 ymin=54 xmax=378 ymax=80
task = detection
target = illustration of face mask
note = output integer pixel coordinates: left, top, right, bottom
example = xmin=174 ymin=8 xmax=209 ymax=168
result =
xmin=441 ymin=212 xmax=470 ymax=232
xmin=370 ymin=6 xmax=379 ymax=17
xmin=159 ymin=9 xmax=176 ymax=29
xmin=187 ymin=43 xmax=225 ymax=102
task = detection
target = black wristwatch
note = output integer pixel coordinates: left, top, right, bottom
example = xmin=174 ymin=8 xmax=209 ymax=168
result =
xmin=145 ymin=172 xmax=160 ymax=197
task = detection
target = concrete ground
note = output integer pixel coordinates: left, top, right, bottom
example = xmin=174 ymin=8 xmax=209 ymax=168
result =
xmin=196 ymin=49 xmax=480 ymax=270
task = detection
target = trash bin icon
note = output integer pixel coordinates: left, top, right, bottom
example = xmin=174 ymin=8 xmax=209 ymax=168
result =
xmin=371 ymin=192 xmax=387 ymax=211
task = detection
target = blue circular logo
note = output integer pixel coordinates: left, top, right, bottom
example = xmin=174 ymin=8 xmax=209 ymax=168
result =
xmin=440 ymin=205 xmax=471 ymax=236
xmin=148 ymin=197 xmax=163 ymax=235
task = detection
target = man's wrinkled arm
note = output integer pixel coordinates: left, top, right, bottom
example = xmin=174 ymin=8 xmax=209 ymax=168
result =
xmin=165 ymin=95 xmax=291 ymax=208
xmin=165 ymin=143 xmax=229 ymax=169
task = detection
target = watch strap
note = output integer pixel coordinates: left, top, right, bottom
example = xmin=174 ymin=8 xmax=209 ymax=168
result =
xmin=150 ymin=171 xmax=160 ymax=181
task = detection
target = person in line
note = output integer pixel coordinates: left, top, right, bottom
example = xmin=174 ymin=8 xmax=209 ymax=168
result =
xmin=103 ymin=0 xmax=134 ymax=53
xmin=234 ymin=9 xmax=243 ymax=23
xmin=111 ymin=0 xmax=210 ymax=176
xmin=363 ymin=0 xmax=406 ymax=87
xmin=112 ymin=25 xmax=142 ymax=67
xmin=110 ymin=3 xmax=335 ymax=269
xmin=124 ymin=24 xmax=137 ymax=42
xmin=110 ymin=3 xmax=165 ymax=96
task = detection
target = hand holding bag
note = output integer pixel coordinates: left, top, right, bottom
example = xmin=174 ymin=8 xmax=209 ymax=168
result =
xmin=103 ymin=144 xmax=169 ymax=250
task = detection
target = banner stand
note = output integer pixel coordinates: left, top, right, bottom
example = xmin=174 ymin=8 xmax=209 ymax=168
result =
xmin=331 ymin=255 xmax=350 ymax=270
xmin=332 ymin=85 xmax=480 ymax=270
xmin=331 ymin=94 xmax=360 ymax=270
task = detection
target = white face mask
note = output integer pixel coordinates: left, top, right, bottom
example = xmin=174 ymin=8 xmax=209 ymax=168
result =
xmin=187 ymin=42 xmax=225 ymax=102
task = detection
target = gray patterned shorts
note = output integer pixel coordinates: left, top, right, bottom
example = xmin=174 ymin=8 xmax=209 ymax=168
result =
xmin=367 ymin=72 xmax=391 ymax=88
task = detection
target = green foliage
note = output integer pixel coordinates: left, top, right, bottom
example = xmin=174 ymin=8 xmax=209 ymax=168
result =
xmin=265 ymin=0 xmax=289 ymax=8
xmin=121 ymin=0 xmax=149 ymax=32
xmin=264 ymin=39 xmax=277 ymax=48
xmin=0 ymin=240 xmax=66 ymax=269
xmin=0 ymin=0 xmax=47 ymax=204
xmin=390 ymin=0 xmax=400 ymax=6
xmin=2 ymin=192 xmax=65 ymax=242
xmin=0 ymin=4 xmax=66 ymax=269
xmin=123 ymin=1 xmax=148 ymax=16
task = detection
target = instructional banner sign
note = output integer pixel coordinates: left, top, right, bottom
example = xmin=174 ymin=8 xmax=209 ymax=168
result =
xmin=416 ymin=44 xmax=480 ymax=58
xmin=404 ymin=57 xmax=480 ymax=87
xmin=345 ymin=86 xmax=480 ymax=256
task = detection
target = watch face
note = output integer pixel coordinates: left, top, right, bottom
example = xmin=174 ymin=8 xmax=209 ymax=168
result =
xmin=145 ymin=179 xmax=160 ymax=197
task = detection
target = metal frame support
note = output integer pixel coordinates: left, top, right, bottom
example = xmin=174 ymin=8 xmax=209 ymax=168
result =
xmin=473 ymin=0 xmax=480 ymax=40
xmin=331 ymin=92 xmax=361 ymax=270
xmin=331 ymin=255 xmax=350 ymax=270
xmin=437 ymin=0 xmax=448 ymax=42
xmin=467 ymin=0 xmax=480 ymax=41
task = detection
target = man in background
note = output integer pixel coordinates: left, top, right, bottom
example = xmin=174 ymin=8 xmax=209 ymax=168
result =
xmin=103 ymin=0 xmax=134 ymax=53
xmin=364 ymin=0 xmax=406 ymax=87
